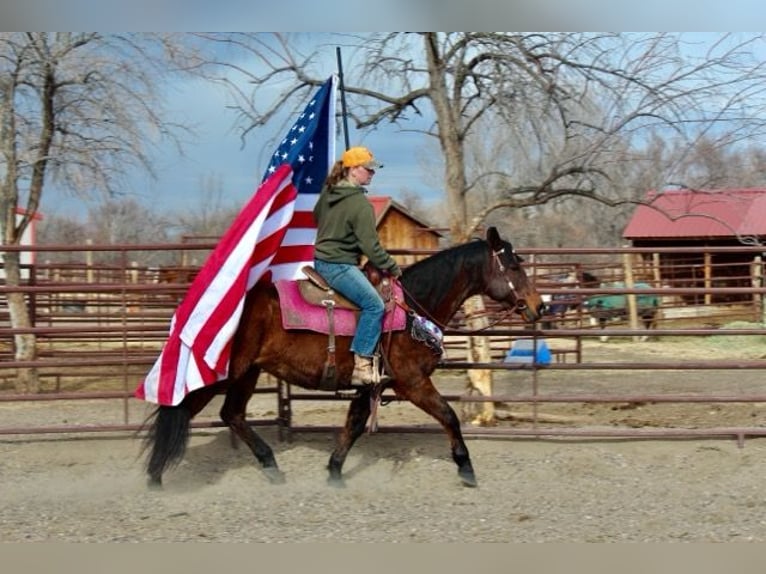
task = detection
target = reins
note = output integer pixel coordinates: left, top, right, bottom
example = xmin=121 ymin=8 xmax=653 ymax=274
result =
xmin=393 ymin=279 xmax=515 ymax=335
xmin=377 ymin=240 xmax=529 ymax=388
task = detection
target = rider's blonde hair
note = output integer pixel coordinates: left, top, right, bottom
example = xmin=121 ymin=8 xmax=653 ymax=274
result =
xmin=323 ymin=160 xmax=347 ymax=187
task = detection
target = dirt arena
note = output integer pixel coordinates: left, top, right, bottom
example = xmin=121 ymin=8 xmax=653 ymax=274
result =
xmin=2 ymin=337 xmax=766 ymax=542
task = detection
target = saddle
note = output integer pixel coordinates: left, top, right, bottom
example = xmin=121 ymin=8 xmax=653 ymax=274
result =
xmin=299 ymin=263 xmax=395 ymax=313
xmin=296 ymin=262 xmax=397 ymax=393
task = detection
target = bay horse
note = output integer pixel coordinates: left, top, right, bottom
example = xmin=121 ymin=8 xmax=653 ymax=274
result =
xmin=142 ymin=227 xmax=544 ymax=488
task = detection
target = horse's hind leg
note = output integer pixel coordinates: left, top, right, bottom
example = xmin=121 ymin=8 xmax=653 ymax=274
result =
xmin=220 ymin=368 xmax=285 ymax=484
xmin=327 ymin=387 xmax=373 ymax=487
xmin=639 ymin=310 xmax=657 ymax=342
xmin=396 ymin=378 xmax=477 ymax=487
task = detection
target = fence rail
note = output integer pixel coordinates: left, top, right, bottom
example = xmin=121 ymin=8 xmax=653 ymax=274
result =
xmin=1 ymin=241 xmax=765 ymax=442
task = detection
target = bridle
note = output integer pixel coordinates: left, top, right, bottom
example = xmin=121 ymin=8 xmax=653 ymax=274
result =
xmin=491 ymin=247 xmax=528 ymax=315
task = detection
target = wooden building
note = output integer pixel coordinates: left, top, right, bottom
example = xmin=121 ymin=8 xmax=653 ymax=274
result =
xmin=622 ymin=188 xmax=766 ymax=304
xmin=368 ymin=196 xmax=443 ymax=266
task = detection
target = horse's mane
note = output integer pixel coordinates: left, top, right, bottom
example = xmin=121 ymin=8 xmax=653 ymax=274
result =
xmin=401 ymin=238 xmax=489 ymax=312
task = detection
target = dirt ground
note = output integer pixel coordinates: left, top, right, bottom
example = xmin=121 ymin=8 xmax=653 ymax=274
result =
xmin=2 ymin=336 xmax=766 ymax=542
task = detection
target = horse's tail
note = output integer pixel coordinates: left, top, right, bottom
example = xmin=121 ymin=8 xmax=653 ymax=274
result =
xmin=141 ymin=404 xmax=192 ymax=486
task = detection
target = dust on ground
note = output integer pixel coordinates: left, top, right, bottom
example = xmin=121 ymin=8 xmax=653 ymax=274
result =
xmin=1 ymin=336 xmax=766 ymax=542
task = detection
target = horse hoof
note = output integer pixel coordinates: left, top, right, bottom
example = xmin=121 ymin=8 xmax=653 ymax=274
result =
xmin=459 ymin=470 xmax=478 ymax=488
xmin=147 ymin=477 xmax=163 ymax=490
xmin=263 ymin=467 xmax=286 ymax=485
xmin=327 ymin=476 xmax=346 ymax=489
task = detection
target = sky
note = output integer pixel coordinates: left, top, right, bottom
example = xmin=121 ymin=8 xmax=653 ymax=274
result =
xmin=6 ymin=4 xmax=766 ymax=220
xmin=46 ymin=42 xmax=443 ymax=220
xmin=139 ymin=71 xmax=441 ymax=215
xmin=68 ymin=30 xmax=762 ymax=225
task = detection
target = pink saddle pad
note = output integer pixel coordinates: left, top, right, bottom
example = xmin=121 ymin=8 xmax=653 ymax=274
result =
xmin=274 ymin=280 xmax=407 ymax=336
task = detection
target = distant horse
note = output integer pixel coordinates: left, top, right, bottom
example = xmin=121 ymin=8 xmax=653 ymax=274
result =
xmin=541 ymin=271 xmax=600 ymax=329
xmin=153 ymin=266 xmax=200 ymax=304
xmin=584 ymin=282 xmax=659 ymax=341
xmin=141 ymin=227 xmax=544 ymax=488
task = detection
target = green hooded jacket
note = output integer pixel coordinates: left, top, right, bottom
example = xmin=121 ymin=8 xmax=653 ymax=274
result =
xmin=312 ymin=180 xmax=401 ymax=275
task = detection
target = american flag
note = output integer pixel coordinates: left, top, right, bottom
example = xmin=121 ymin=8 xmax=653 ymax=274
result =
xmin=262 ymin=76 xmax=337 ymax=281
xmin=136 ymin=76 xmax=337 ymax=406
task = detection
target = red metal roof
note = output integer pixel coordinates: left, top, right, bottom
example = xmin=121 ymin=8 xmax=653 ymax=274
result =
xmin=623 ymin=188 xmax=766 ymax=239
xmin=367 ymin=195 xmax=391 ymax=222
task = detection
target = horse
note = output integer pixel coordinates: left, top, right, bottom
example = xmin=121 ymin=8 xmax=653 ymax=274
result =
xmin=584 ymin=282 xmax=659 ymax=342
xmin=152 ymin=266 xmax=201 ymax=304
xmin=540 ymin=271 xmax=600 ymax=330
xmin=141 ymin=227 xmax=544 ymax=488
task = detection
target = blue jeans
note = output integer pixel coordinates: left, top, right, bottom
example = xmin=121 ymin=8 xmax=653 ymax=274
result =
xmin=313 ymin=259 xmax=384 ymax=357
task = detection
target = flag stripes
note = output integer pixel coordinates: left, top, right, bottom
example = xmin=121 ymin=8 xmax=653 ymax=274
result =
xmin=136 ymin=76 xmax=336 ymax=406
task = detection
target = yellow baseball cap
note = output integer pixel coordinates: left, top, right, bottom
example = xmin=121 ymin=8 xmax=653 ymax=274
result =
xmin=341 ymin=146 xmax=383 ymax=169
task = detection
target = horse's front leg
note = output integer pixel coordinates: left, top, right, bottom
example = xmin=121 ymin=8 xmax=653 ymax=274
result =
xmin=394 ymin=377 xmax=477 ymax=487
xmin=327 ymin=387 xmax=372 ymax=487
xmin=590 ymin=314 xmax=610 ymax=342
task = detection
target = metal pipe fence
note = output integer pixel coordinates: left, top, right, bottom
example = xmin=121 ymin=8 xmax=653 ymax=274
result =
xmin=1 ymin=241 xmax=765 ymax=443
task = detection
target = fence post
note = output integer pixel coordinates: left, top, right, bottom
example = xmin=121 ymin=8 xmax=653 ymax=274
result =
xmin=652 ymin=252 xmax=661 ymax=286
xmin=622 ymin=251 xmax=639 ymax=342
xmin=85 ymin=239 xmax=94 ymax=284
xmin=704 ymin=251 xmax=712 ymax=306
xmin=753 ymin=255 xmax=764 ymax=324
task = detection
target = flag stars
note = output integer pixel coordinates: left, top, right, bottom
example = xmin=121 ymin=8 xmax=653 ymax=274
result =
xmin=259 ymin=77 xmax=333 ymax=197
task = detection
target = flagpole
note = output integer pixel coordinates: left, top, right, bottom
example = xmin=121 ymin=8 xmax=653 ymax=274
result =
xmin=336 ymin=47 xmax=350 ymax=151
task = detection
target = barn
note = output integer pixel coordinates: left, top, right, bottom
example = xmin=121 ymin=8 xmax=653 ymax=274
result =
xmin=622 ymin=188 xmax=766 ymax=304
xmin=367 ymin=195 xmax=443 ymax=266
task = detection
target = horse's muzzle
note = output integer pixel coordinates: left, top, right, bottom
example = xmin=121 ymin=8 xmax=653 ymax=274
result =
xmin=514 ymin=298 xmax=547 ymax=322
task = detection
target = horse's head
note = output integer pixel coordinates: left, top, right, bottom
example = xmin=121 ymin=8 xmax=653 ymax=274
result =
xmin=484 ymin=227 xmax=545 ymax=322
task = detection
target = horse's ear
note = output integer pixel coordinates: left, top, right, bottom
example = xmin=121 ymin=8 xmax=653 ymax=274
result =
xmin=486 ymin=226 xmax=502 ymax=249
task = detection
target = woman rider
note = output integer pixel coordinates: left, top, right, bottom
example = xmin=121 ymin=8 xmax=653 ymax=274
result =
xmin=312 ymin=146 xmax=402 ymax=384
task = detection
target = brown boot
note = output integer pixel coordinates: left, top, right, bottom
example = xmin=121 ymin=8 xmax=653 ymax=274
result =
xmin=351 ymin=354 xmax=376 ymax=385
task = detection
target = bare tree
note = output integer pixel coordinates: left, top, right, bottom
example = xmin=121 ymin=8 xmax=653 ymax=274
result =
xmin=36 ymin=214 xmax=88 ymax=263
xmin=85 ymin=198 xmax=175 ymax=267
xmin=172 ymin=171 xmax=242 ymax=239
xmin=193 ymin=32 xmax=766 ymax=236
xmin=0 ymin=32 xmax=198 ymax=392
